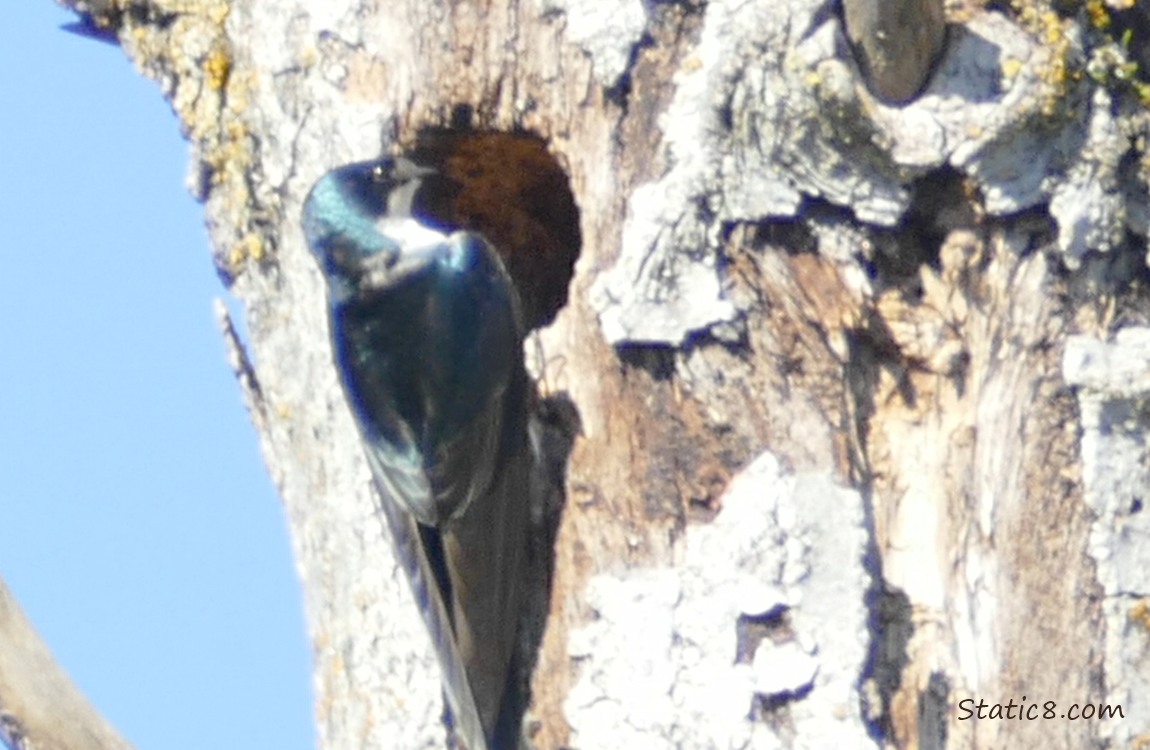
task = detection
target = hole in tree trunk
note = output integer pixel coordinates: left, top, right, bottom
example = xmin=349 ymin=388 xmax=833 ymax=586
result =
xmin=407 ymin=127 xmax=583 ymax=332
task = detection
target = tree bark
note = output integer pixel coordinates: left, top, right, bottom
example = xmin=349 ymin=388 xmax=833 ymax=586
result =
xmin=0 ymin=579 xmax=135 ymax=750
xmin=44 ymin=0 xmax=1150 ymax=748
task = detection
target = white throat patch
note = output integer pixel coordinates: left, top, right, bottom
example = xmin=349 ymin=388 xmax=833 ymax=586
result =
xmin=376 ymin=217 xmax=448 ymax=253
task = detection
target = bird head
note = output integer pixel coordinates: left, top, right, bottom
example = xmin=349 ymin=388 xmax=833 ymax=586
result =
xmin=302 ymin=157 xmax=441 ymax=299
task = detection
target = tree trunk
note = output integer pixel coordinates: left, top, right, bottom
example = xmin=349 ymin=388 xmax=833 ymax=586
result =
xmin=44 ymin=0 xmax=1150 ymax=748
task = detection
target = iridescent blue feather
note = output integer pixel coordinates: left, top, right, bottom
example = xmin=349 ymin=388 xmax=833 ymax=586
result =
xmin=303 ymin=157 xmax=531 ymax=750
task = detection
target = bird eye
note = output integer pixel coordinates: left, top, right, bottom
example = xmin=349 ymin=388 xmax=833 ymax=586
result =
xmin=371 ymin=163 xmax=388 ymax=182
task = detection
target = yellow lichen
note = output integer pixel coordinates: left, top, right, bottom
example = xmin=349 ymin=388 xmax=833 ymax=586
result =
xmin=245 ymin=232 xmax=266 ymax=263
xmin=1131 ymin=599 xmax=1150 ymax=631
xmin=1041 ymin=10 xmax=1065 ymax=45
xmin=1086 ymin=0 xmax=1111 ymax=30
xmin=226 ymin=232 xmax=263 ymax=270
xmin=1135 ymin=81 xmax=1150 ymax=107
xmin=205 ymin=46 xmax=232 ymax=91
xmin=227 ymin=242 xmax=247 ymax=270
xmin=1002 ymin=57 xmax=1024 ymax=82
xmin=117 ymin=0 xmax=277 ymax=284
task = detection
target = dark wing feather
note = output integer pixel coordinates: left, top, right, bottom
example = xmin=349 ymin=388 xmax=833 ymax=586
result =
xmin=335 ymin=232 xmax=531 ymax=748
xmin=371 ymin=478 xmax=491 ymax=750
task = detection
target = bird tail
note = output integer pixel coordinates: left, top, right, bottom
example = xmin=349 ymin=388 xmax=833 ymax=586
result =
xmin=373 ymin=486 xmax=491 ymax=750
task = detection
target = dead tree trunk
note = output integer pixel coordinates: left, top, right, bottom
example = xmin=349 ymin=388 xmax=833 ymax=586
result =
xmin=41 ymin=0 xmax=1150 ymax=748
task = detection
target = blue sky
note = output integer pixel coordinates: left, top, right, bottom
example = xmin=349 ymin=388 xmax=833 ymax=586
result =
xmin=1 ymin=4 xmax=314 ymax=748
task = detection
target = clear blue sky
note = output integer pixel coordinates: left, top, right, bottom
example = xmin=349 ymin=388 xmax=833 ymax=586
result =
xmin=1 ymin=4 xmax=314 ymax=749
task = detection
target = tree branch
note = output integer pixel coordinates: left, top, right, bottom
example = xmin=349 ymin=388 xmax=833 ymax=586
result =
xmin=0 ymin=578 xmax=134 ymax=750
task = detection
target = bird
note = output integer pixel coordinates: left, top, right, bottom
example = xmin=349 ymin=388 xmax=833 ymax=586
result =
xmin=302 ymin=156 xmax=534 ymax=750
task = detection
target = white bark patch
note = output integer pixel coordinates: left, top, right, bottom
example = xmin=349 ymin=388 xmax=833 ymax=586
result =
xmin=540 ymin=0 xmax=647 ymax=87
xmin=1063 ymin=328 xmax=1150 ymax=747
xmin=591 ymin=4 xmax=1134 ymax=346
xmin=1047 ymin=88 xmax=1128 ymax=266
xmin=751 ymin=640 xmax=820 ymax=698
xmin=564 ymin=451 xmax=872 ymax=749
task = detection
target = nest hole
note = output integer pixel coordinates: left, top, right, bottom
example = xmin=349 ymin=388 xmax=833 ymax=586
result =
xmin=406 ymin=126 xmax=582 ymax=332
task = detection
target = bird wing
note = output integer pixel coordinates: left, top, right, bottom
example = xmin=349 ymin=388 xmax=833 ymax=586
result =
xmin=368 ymin=457 xmax=491 ymax=750
xmin=364 ymin=365 xmax=532 ymax=750
xmin=349 ymin=232 xmax=531 ymax=749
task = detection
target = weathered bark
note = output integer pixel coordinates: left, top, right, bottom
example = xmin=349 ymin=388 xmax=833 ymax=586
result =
xmin=41 ymin=0 xmax=1150 ymax=748
xmin=0 ymin=579 xmax=135 ymax=750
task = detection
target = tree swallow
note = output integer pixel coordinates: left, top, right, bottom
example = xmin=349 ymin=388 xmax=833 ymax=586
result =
xmin=303 ymin=156 xmax=534 ymax=750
